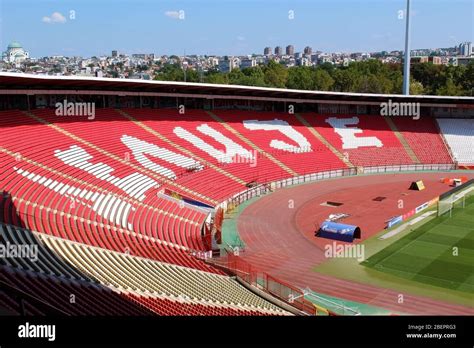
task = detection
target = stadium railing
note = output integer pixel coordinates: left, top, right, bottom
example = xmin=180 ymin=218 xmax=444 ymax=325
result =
xmin=219 ymin=163 xmax=456 ymax=211
xmin=208 ymin=251 xmax=318 ymax=316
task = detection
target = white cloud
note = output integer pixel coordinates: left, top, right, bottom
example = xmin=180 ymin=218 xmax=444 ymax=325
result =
xmin=237 ymin=36 xmax=245 ymax=41
xmin=165 ymin=10 xmax=182 ymax=19
xmin=42 ymin=12 xmax=66 ymax=24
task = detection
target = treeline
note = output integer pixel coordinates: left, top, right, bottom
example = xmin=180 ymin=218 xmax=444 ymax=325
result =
xmin=153 ymin=60 xmax=474 ymax=96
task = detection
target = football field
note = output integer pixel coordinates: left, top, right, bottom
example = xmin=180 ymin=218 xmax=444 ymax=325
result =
xmin=363 ymin=195 xmax=474 ymax=293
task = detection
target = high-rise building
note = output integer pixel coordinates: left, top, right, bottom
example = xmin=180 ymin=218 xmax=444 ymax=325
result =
xmin=218 ymin=56 xmax=239 ymax=72
xmin=112 ymin=50 xmax=118 ymax=57
xmin=304 ymin=46 xmax=313 ymax=55
xmin=286 ymin=45 xmax=294 ymax=56
xmin=132 ymin=53 xmax=154 ymax=60
xmin=264 ymin=47 xmax=272 ymax=55
xmin=274 ymin=46 xmax=283 ymax=56
xmin=297 ymin=57 xmax=311 ymax=66
xmin=459 ymin=42 xmax=472 ymax=56
xmin=240 ymin=58 xmax=256 ymax=69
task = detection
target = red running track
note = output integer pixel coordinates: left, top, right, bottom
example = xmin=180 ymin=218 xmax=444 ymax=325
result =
xmin=237 ymin=172 xmax=474 ymax=315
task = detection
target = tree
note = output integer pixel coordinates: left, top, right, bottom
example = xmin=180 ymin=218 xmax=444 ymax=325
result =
xmin=318 ymin=62 xmax=335 ymax=74
xmin=390 ymin=71 xmax=404 ymax=94
xmin=205 ymin=72 xmax=229 ymax=84
xmin=185 ymin=69 xmax=200 ymax=82
xmin=263 ymin=60 xmax=288 ymax=88
xmin=333 ymin=69 xmax=355 ymax=92
xmin=460 ymin=62 xmax=474 ymax=96
xmin=436 ymin=78 xmax=464 ymax=96
xmin=410 ymin=80 xmax=424 ymax=95
xmin=154 ymin=63 xmax=184 ymax=81
xmin=411 ymin=62 xmax=444 ymax=94
xmin=356 ymin=74 xmax=392 ymax=94
xmin=286 ymin=67 xmax=313 ymax=90
xmin=228 ymin=68 xmax=245 ymax=85
xmin=148 ymin=59 xmax=469 ymax=96
xmin=312 ymin=68 xmax=334 ymax=91
xmin=238 ymin=66 xmax=266 ymax=86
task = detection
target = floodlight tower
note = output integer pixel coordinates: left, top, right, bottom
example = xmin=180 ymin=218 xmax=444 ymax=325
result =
xmin=402 ymin=0 xmax=412 ymax=95
xmin=183 ymin=49 xmax=187 ymax=83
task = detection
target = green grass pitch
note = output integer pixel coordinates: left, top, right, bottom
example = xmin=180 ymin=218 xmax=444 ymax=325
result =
xmin=362 ymin=195 xmax=474 ymax=293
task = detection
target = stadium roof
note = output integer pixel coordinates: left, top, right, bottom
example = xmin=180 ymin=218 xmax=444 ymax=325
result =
xmin=0 ymin=72 xmax=473 ymax=106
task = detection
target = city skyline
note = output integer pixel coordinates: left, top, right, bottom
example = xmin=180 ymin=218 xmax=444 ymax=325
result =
xmin=0 ymin=0 xmax=472 ymax=57
xmin=0 ymin=40 xmax=469 ymax=60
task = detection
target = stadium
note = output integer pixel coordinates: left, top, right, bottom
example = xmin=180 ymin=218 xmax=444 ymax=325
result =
xmin=0 ymin=72 xmax=473 ymax=317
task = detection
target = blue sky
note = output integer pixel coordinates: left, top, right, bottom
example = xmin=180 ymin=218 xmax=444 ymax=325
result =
xmin=0 ymin=0 xmax=472 ymax=57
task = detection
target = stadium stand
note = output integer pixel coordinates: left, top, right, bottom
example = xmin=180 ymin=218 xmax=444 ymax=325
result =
xmin=0 ymin=223 xmax=289 ymax=316
xmin=125 ymin=294 xmax=280 ymax=316
xmin=214 ymin=110 xmax=348 ymax=175
xmin=0 ymin=101 xmax=467 ymax=316
xmin=437 ymin=118 xmax=474 ymax=165
xmin=307 ymin=114 xmax=415 ymax=166
xmin=121 ymin=108 xmax=271 ymax=199
xmin=391 ymin=117 xmax=453 ymax=164
xmin=0 ymin=172 xmax=216 ymax=272
xmin=0 ymin=110 xmax=212 ymax=251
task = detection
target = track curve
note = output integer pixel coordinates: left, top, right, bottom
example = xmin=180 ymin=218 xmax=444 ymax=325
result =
xmin=236 ymin=171 xmax=474 ymax=315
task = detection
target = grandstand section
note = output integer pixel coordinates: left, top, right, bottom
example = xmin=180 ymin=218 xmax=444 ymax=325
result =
xmin=213 ymin=110 xmax=348 ymax=175
xmin=0 ymin=73 xmax=472 ymax=316
xmin=0 ymin=223 xmax=289 ymax=316
xmin=308 ymin=114 xmax=415 ymax=166
xmin=437 ymin=118 xmax=474 ymax=165
xmin=391 ymin=117 xmax=453 ymax=164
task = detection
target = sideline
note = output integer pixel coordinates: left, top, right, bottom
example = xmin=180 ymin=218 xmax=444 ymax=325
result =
xmin=379 ymin=211 xmax=436 ymax=240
